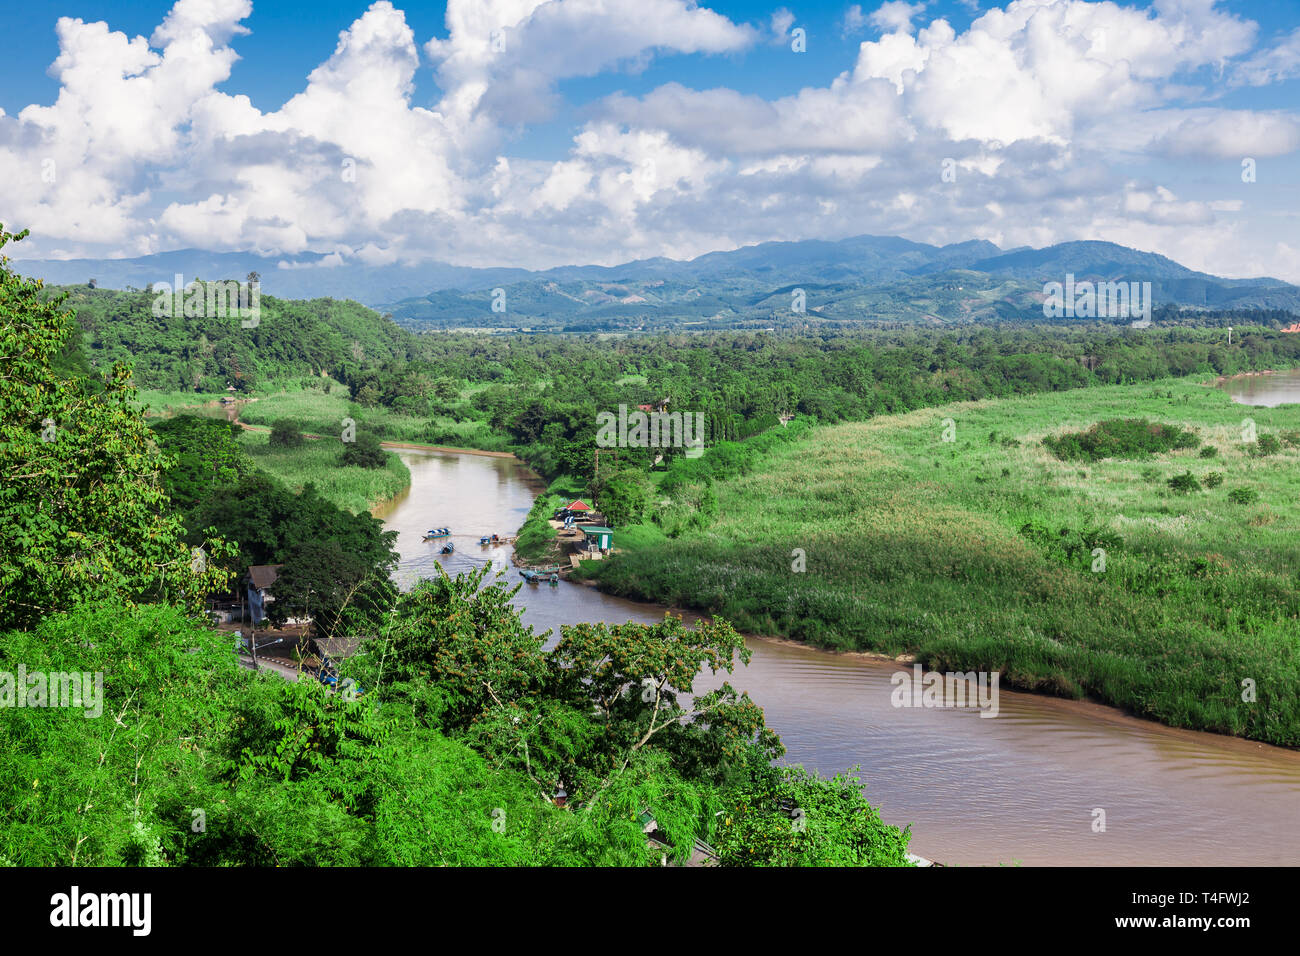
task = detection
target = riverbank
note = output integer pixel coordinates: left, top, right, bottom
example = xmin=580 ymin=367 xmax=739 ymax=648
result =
xmin=379 ymin=445 xmax=1300 ymax=866
xmin=581 ymin=376 xmax=1300 ymax=747
xmin=239 ymin=429 xmax=412 ymax=515
xmin=1207 ymin=368 xmax=1282 ymax=385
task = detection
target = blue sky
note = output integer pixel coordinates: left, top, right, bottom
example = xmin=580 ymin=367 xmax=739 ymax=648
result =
xmin=3 ymin=0 xmax=1299 ymax=279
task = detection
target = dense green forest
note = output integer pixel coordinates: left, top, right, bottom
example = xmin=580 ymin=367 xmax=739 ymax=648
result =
xmin=3 ymin=228 xmax=916 ymax=866
xmin=49 ymin=283 xmax=416 ymax=393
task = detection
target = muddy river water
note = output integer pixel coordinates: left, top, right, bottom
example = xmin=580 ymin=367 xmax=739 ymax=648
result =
xmin=373 ymin=447 xmax=1300 ymax=866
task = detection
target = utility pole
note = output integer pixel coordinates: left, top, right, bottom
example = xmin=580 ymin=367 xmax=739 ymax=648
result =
xmin=1228 ymin=326 xmax=1233 ymax=346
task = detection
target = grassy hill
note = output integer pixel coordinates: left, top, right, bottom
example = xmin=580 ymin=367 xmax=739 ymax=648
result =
xmin=48 ymin=284 xmax=418 ymax=392
xmin=584 ymin=375 xmax=1300 ymax=745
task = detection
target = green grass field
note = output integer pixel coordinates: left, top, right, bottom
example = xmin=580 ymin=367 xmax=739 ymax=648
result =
xmin=239 ymin=430 xmax=410 ymax=514
xmin=588 ymin=376 xmax=1300 ymax=745
xmin=236 ymin=381 xmax=509 ymax=450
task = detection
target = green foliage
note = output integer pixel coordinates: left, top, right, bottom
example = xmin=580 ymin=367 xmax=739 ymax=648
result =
xmin=186 ymin=470 xmax=397 ymax=577
xmin=1199 ymin=444 xmax=1218 ymax=458
xmin=594 ymin=468 xmax=651 ymax=527
xmin=52 ymin=284 xmax=415 ymax=393
xmin=1228 ymin=487 xmax=1259 ymax=505
xmin=267 ymin=540 xmax=396 ymax=636
xmin=1018 ymin=521 xmax=1123 ymax=567
xmin=383 ymin=563 xmax=548 ymax=731
xmin=1043 ymin=418 xmax=1198 ymax=461
xmin=0 ymin=226 xmax=231 ymax=631
xmin=513 ymin=493 xmax=566 ymax=564
xmin=0 ymin=601 xmax=245 ymax=865
xmin=1203 ymin=471 xmax=1224 ymax=488
xmin=241 ymin=428 xmax=409 ymax=515
xmin=268 ymin=418 xmax=306 ymax=448
xmin=1166 ymin=471 xmax=1201 ymax=494
xmin=545 ymin=616 xmax=783 ymax=790
xmin=712 ymin=765 xmax=913 ymax=867
xmin=150 ymin=414 xmax=253 ymax=515
xmin=1251 ymin=434 xmax=1282 ymax=457
xmin=339 ymin=432 xmax=388 ymax=469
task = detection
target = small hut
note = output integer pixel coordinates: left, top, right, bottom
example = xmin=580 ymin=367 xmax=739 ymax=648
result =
xmin=578 ymin=525 xmax=614 ymax=552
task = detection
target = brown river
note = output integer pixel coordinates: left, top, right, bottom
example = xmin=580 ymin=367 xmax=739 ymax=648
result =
xmin=373 ymin=439 xmax=1300 ymax=867
xmin=1217 ymin=367 xmax=1300 ymax=408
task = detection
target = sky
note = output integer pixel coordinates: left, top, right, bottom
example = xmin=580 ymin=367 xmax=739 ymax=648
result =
xmin=2 ymin=0 xmax=1299 ymax=280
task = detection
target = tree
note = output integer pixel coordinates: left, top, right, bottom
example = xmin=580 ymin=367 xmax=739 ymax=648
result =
xmin=151 ymin=415 xmax=252 ymax=515
xmin=545 ymin=615 xmax=783 ymax=795
xmin=594 ymin=468 xmax=651 ymax=526
xmin=711 ymin=765 xmax=914 ymax=867
xmin=340 ymin=432 xmax=387 ymax=469
xmin=382 ymin=563 xmax=548 ymax=731
xmin=269 ymin=418 xmax=306 ymax=448
xmin=267 ymin=540 xmax=395 ymax=637
xmin=0 ymin=225 xmax=230 ymax=630
xmin=187 ymin=472 xmax=397 ymax=575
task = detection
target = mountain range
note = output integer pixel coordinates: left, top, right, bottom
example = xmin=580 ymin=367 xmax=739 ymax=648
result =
xmin=16 ymin=235 xmax=1299 ymax=331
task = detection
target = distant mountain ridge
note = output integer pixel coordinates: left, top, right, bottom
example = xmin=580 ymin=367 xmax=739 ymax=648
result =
xmin=15 ymin=235 xmax=1299 ymax=329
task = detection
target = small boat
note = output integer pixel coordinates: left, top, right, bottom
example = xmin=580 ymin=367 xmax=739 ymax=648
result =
xmin=480 ymin=533 xmax=515 ymax=546
xmin=520 ymin=568 xmax=540 ymax=583
xmin=440 ymin=542 xmax=455 ymax=554
xmin=423 ymin=527 xmax=451 ymax=541
xmin=479 ymin=536 xmax=492 ymax=546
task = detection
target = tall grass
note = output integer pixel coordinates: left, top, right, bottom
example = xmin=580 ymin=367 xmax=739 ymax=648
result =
xmin=237 ymin=382 xmax=510 ymax=450
xmin=240 ymin=430 xmax=410 ymax=514
xmin=590 ymin=376 xmax=1300 ymax=745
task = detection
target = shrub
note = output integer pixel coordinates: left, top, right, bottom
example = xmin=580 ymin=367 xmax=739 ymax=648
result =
xmin=1166 ymin=471 xmax=1200 ymax=494
xmin=1251 ymin=434 xmax=1282 ymax=457
xmin=1043 ymin=418 xmax=1198 ymax=462
xmin=339 ymin=433 xmax=388 ymax=469
xmin=1203 ymin=472 xmax=1224 ymax=488
xmin=1228 ymin=487 xmax=1258 ymax=505
xmin=269 ymin=419 xmax=306 ymax=448
xmin=1199 ymin=445 xmax=1218 ymax=458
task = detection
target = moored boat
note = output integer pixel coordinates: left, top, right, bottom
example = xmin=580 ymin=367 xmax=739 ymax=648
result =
xmin=423 ymin=527 xmax=451 ymax=541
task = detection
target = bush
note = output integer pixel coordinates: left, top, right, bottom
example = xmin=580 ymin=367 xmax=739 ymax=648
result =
xmin=1251 ymin=434 xmax=1282 ymax=457
xmin=1228 ymin=487 xmax=1258 ymax=505
xmin=1203 ymin=472 xmax=1224 ymax=488
xmin=1166 ymin=471 xmax=1200 ymax=494
xmin=339 ymin=433 xmax=388 ymax=469
xmin=269 ymin=419 xmax=306 ymax=448
xmin=1199 ymin=445 xmax=1218 ymax=458
xmin=1043 ymin=419 xmax=1198 ymax=462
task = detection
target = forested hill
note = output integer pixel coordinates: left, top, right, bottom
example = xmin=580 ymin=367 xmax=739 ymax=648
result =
xmin=47 ymin=284 xmax=417 ymax=392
